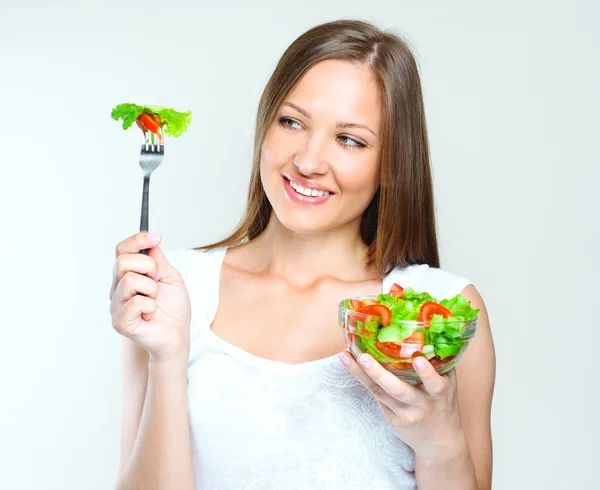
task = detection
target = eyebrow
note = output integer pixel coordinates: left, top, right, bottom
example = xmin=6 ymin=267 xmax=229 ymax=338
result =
xmin=282 ymin=102 xmax=378 ymax=138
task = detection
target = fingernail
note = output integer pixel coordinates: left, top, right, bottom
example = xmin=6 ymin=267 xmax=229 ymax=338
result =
xmin=358 ymin=355 xmax=371 ymax=369
xmin=338 ymin=352 xmax=350 ymax=366
xmin=147 ymin=233 xmax=161 ymax=243
xmin=414 ymin=356 xmax=426 ymax=372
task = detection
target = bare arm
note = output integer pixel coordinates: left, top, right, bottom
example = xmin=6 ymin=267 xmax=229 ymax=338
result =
xmin=456 ymin=285 xmax=495 ymax=489
xmin=415 ymin=285 xmax=495 ymax=490
xmin=116 ymin=338 xmax=195 ymax=490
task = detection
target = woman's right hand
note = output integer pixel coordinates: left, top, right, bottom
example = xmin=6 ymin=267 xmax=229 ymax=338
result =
xmin=109 ymin=233 xmax=192 ymax=364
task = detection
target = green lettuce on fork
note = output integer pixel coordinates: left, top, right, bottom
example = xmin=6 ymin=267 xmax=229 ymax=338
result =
xmin=111 ymin=103 xmax=192 ymax=142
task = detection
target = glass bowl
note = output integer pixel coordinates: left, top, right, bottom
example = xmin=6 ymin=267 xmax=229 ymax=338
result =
xmin=339 ymin=296 xmax=478 ymax=384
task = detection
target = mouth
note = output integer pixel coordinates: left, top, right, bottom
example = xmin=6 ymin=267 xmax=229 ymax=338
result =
xmin=283 ymin=174 xmax=333 ymax=197
xmin=282 ymin=175 xmax=334 ymax=206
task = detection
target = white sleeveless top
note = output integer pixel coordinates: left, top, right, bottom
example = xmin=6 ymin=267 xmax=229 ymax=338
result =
xmin=164 ymin=247 xmax=472 ymax=490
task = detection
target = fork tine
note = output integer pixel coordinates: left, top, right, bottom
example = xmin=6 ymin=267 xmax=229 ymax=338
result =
xmin=138 ymin=128 xmax=166 ymax=154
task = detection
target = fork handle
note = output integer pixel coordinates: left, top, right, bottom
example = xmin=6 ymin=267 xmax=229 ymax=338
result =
xmin=139 ymin=175 xmax=150 ymax=255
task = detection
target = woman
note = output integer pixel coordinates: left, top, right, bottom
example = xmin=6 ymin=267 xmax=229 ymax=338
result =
xmin=109 ymin=19 xmax=495 ymax=490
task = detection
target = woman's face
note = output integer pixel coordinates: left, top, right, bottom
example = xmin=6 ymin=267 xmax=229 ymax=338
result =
xmin=260 ymin=59 xmax=382 ymax=235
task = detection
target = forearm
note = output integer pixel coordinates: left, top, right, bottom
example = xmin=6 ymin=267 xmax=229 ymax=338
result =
xmin=116 ymin=357 xmax=195 ymax=490
xmin=414 ymin=433 xmax=479 ymax=490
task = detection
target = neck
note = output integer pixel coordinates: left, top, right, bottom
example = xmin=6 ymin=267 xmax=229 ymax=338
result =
xmin=250 ymin=213 xmax=374 ymax=284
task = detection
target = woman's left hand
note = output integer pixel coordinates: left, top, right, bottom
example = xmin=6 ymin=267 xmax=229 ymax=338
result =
xmin=339 ymin=350 xmax=466 ymax=460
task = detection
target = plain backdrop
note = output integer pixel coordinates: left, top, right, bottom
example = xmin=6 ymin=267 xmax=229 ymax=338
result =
xmin=1 ymin=0 xmax=599 ymax=489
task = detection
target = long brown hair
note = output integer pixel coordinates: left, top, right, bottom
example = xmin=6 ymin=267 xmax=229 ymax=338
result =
xmin=195 ymin=19 xmax=440 ymax=276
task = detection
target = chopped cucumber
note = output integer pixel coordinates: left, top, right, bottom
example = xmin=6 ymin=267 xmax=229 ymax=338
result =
xmin=376 ymin=325 xmax=404 ymax=343
xmin=422 ymin=344 xmax=436 ymax=359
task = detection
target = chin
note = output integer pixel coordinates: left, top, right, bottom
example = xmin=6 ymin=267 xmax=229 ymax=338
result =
xmin=273 ymin=207 xmax=333 ymax=235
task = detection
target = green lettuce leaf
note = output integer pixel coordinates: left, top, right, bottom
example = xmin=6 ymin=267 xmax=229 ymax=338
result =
xmin=364 ymin=319 xmax=381 ymax=335
xmin=401 ymin=287 xmax=436 ymax=303
xmin=144 ymin=105 xmax=192 ymax=137
xmin=376 ymin=293 xmax=398 ymax=309
xmin=111 ymin=103 xmax=144 ymax=130
xmin=440 ymin=294 xmax=479 ymax=320
xmin=428 ymin=313 xmax=446 ymax=333
xmin=390 ymin=300 xmax=420 ymax=321
xmin=434 ymin=340 xmax=465 ymax=359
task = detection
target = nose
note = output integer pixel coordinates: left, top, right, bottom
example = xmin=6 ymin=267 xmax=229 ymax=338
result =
xmin=293 ymin=152 xmax=328 ymax=176
xmin=292 ymin=130 xmax=330 ymax=176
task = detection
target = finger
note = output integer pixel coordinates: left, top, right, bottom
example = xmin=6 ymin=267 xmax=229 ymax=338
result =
xmin=149 ymin=244 xmax=182 ymax=283
xmin=112 ymin=294 xmax=157 ymax=337
xmin=341 ymin=352 xmax=400 ymax=410
xmin=356 ymin=353 xmax=428 ymax=406
xmin=115 ymin=232 xmax=162 ymax=257
xmin=413 ymin=356 xmax=448 ymax=397
xmin=110 ymin=272 xmax=159 ymax=315
xmin=110 ymin=253 xmax=159 ymax=299
xmin=340 ymin=351 xmax=424 ymax=408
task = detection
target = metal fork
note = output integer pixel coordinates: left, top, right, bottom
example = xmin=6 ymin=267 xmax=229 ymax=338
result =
xmin=138 ymin=131 xmax=164 ymax=255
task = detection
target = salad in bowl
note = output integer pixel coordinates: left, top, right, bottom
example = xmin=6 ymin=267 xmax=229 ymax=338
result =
xmin=339 ymin=283 xmax=479 ymax=383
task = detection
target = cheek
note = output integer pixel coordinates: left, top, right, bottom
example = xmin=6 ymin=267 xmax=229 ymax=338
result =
xmin=260 ymin=133 xmax=285 ymax=173
xmin=339 ymin=159 xmax=380 ymax=196
xmin=259 ymin=137 xmax=284 ymax=198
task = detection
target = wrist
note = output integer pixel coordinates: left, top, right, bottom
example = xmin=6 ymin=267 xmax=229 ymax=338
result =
xmin=148 ymin=350 xmax=189 ymax=377
xmin=415 ymin=430 xmax=472 ymax=467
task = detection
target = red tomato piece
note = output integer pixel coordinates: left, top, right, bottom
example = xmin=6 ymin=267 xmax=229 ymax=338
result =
xmin=389 ymin=283 xmax=404 ymax=298
xmin=403 ymin=331 xmax=425 ymax=344
xmin=418 ymin=302 xmax=453 ymax=323
xmin=376 ymin=330 xmax=425 ymax=360
xmin=348 ymin=299 xmax=364 ymax=310
xmin=429 ymin=355 xmax=455 ymax=370
xmin=375 ymin=341 xmax=402 ymax=359
xmin=137 ymin=113 xmax=161 ymax=134
xmin=356 ymin=304 xmax=391 ymax=326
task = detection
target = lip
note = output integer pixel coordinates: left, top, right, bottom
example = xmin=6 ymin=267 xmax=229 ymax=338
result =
xmin=282 ymin=175 xmax=334 ymax=206
xmin=282 ymin=173 xmax=334 ymax=194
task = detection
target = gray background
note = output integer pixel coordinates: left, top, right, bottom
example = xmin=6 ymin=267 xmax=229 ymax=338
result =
xmin=1 ymin=0 xmax=599 ymax=488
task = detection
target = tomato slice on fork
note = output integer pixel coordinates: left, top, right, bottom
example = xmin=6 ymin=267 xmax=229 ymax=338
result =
xmin=137 ymin=113 xmax=161 ymax=134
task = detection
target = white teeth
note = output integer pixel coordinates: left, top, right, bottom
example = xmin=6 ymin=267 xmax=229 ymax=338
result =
xmin=288 ymin=177 xmax=329 ymax=197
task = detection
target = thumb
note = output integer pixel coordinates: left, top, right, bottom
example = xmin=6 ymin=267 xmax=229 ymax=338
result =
xmin=148 ymin=245 xmax=180 ymax=282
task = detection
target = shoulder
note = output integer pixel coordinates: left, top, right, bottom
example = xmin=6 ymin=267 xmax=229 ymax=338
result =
xmin=385 ymin=263 xmax=473 ymax=300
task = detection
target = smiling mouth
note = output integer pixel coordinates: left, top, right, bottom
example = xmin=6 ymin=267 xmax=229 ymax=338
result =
xmin=284 ymin=176 xmax=331 ymax=197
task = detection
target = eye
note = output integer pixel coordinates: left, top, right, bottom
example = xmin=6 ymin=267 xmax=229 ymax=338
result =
xmin=277 ymin=116 xmax=302 ymax=131
xmin=338 ymin=135 xmax=366 ymax=150
xmin=277 ymin=116 xmax=367 ymax=151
